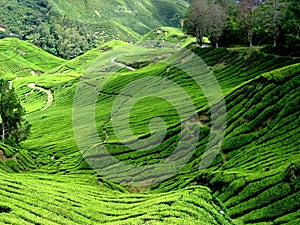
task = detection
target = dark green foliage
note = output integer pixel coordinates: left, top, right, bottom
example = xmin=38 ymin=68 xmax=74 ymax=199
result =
xmin=0 ymin=205 xmax=11 ymax=213
xmin=183 ymin=0 xmax=227 ymax=47
xmin=282 ymin=0 xmax=300 ymax=45
xmin=204 ymin=0 xmax=300 ymax=47
xmin=0 ymin=79 xmax=30 ymax=146
xmin=5 ymin=158 xmax=20 ymax=172
xmin=262 ymin=45 xmax=300 ymax=57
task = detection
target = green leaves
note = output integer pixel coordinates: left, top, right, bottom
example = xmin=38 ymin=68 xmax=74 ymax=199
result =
xmin=0 ymin=79 xmax=31 ymax=146
xmin=184 ymin=0 xmax=227 ymax=47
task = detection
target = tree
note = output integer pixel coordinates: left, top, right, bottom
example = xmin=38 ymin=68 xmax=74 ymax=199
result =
xmin=215 ymin=0 xmax=238 ymax=16
xmin=184 ymin=0 xmax=227 ymax=47
xmin=206 ymin=4 xmax=228 ymax=48
xmin=282 ymin=0 xmax=300 ymax=45
xmin=51 ymin=16 xmax=95 ymax=59
xmin=259 ymin=0 xmax=288 ymax=47
xmin=237 ymin=0 xmax=261 ymax=47
xmin=0 ymin=80 xmax=30 ymax=146
xmin=184 ymin=0 xmax=210 ymax=46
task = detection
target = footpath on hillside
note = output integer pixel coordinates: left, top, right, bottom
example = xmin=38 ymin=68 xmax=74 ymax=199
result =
xmin=28 ymin=83 xmax=53 ymax=110
xmin=111 ymin=57 xmax=136 ymax=71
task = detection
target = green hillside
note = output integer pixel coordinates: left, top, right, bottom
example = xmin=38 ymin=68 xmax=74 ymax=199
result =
xmin=0 ymin=38 xmax=64 ymax=79
xmin=0 ymin=0 xmax=188 ymax=58
xmin=0 ymin=173 xmax=233 ymax=225
xmin=49 ymin=0 xmax=188 ymax=33
xmin=0 ymin=35 xmax=299 ymax=224
xmin=139 ymin=27 xmax=196 ymax=48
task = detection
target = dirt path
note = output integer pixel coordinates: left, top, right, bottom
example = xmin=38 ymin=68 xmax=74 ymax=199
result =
xmin=111 ymin=57 xmax=136 ymax=71
xmin=8 ymin=81 xmax=12 ymax=89
xmin=28 ymin=83 xmax=53 ymax=110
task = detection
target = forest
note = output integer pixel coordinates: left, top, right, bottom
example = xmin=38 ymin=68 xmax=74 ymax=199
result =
xmin=184 ymin=0 xmax=300 ymax=48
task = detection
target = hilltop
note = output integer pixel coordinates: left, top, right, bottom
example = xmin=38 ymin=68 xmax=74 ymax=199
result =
xmin=0 ymin=34 xmax=299 ymax=224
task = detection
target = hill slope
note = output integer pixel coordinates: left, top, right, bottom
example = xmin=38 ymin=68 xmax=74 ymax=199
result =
xmin=0 ymin=38 xmax=299 ymax=224
xmin=0 ymin=173 xmax=233 ymax=225
xmin=0 ymin=38 xmax=65 ymax=79
xmin=0 ymin=0 xmax=188 ymax=58
xmin=154 ymin=62 xmax=300 ymax=224
xmin=49 ymin=0 xmax=188 ymax=34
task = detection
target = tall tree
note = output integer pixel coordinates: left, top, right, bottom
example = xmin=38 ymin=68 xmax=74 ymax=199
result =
xmin=206 ymin=4 xmax=228 ymax=48
xmin=184 ymin=0 xmax=228 ymax=47
xmin=282 ymin=0 xmax=300 ymax=45
xmin=183 ymin=0 xmax=210 ymax=46
xmin=0 ymin=80 xmax=30 ymax=146
xmin=215 ymin=0 xmax=238 ymax=16
xmin=237 ymin=0 xmax=261 ymax=47
xmin=259 ymin=0 xmax=288 ymax=46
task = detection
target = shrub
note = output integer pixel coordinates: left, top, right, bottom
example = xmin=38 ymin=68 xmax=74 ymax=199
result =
xmin=5 ymin=159 xmax=20 ymax=172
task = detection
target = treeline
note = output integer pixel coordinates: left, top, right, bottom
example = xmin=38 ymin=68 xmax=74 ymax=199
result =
xmin=0 ymin=0 xmax=298 ymax=58
xmin=184 ymin=0 xmax=300 ymax=48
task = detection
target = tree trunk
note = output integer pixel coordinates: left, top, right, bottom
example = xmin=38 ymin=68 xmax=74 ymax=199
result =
xmin=249 ymin=35 xmax=253 ymax=47
xmin=2 ymin=122 xmax=5 ymax=142
xmin=248 ymin=25 xmax=253 ymax=47
xmin=248 ymin=32 xmax=253 ymax=48
xmin=216 ymin=42 xmax=219 ymax=48
xmin=196 ymin=35 xmax=203 ymax=47
xmin=248 ymin=8 xmax=253 ymax=48
xmin=274 ymin=35 xmax=277 ymax=47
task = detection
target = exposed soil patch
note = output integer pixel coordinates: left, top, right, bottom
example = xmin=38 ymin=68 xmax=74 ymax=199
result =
xmin=0 ymin=150 xmax=7 ymax=162
xmin=18 ymin=49 xmax=26 ymax=55
xmin=199 ymin=114 xmax=209 ymax=127
xmin=11 ymin=152 xmax=18 ymax=162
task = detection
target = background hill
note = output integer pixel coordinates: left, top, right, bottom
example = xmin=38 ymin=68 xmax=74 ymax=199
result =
xmin=0 ymin=38 xmax=64 ymax=79
xmin=0 ymin=0 xmax=188 ymax=59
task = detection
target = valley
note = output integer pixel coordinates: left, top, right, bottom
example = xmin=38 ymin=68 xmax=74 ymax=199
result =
xmin=0 ymin=1 xmax=299 ymax=224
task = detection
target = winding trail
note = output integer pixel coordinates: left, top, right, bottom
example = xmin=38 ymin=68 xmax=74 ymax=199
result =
xmin=111 ymin=57 xmax=136 ymax=71
xmin=28 ymin=83 xmax=53 ymax=110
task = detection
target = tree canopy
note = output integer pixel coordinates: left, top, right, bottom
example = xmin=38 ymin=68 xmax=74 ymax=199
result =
xmin=183 ymin=0 xmax=227 ymax=47
xmin=0 ymin=79 xmax=30 ymax=146
xmin=184 ymin=0 xmax=300 ymax=47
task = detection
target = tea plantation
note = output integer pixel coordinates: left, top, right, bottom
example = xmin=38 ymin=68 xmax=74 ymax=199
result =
xmin=0 ymin=34 xmax=299 ymax=224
